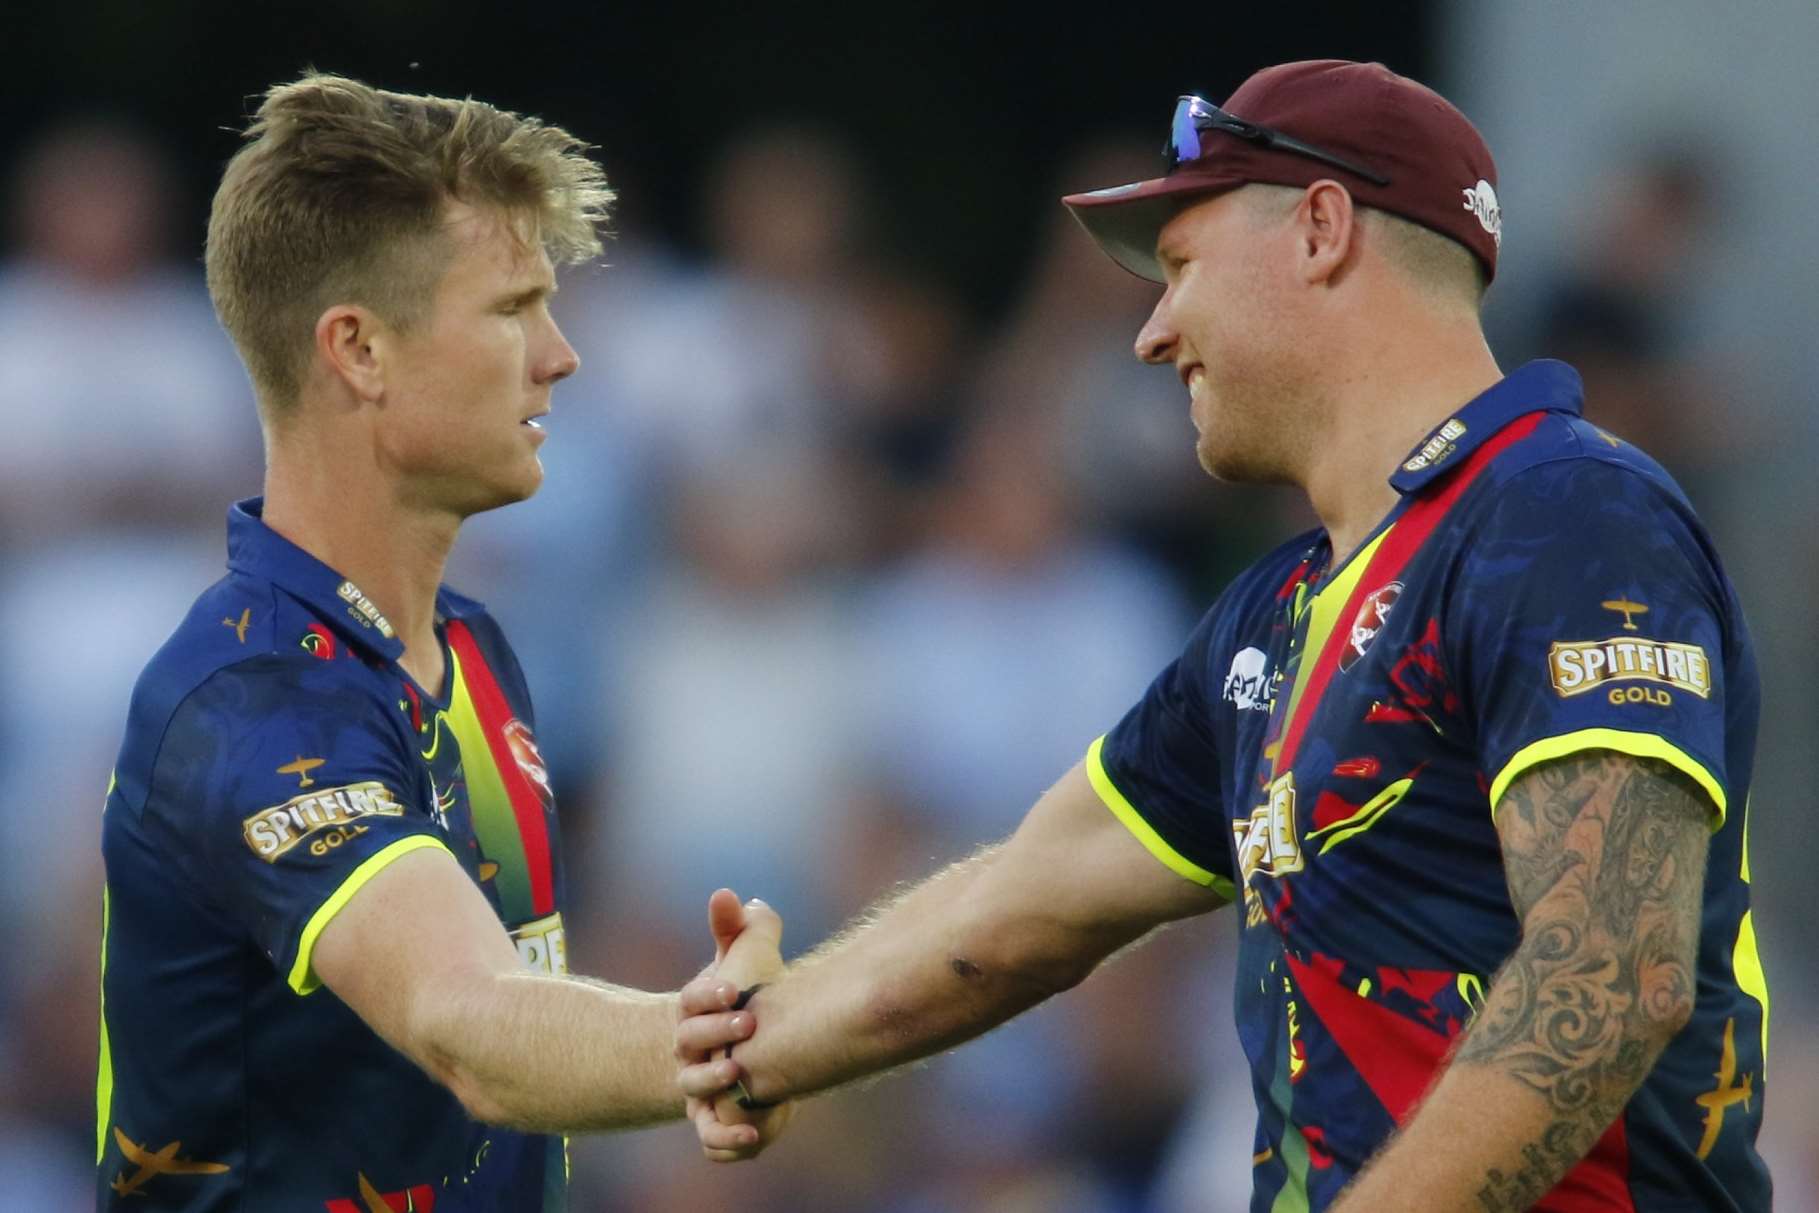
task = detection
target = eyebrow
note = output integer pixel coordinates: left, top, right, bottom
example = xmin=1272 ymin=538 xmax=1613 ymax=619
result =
xmin=499 ymin=281 xmax=559 ymax=307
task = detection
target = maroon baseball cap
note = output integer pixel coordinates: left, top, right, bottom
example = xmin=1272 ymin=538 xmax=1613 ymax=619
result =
xmin=1063 ymin=60 xmax=1502 ymax=283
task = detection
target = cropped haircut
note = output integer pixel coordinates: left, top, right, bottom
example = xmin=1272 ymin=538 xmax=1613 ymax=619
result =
xmin=1240 ymin=183 xmax=1487 ymax=311
xmin=205 ymin=73 xmax=612 ymax=415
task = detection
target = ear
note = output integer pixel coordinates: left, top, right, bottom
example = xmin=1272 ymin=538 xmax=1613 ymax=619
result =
xmin=313 ymin=304 xmax=389 ymax=403
xmin=1293 ymin=180 xmax=1360 ymax=288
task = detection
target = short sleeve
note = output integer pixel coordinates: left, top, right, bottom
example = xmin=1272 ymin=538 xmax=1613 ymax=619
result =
xmin=145 ymin=656 xmax=450 ymax=994
xmin=1088 ymin=610 xmax=1237 ymax=898
xmin=1449 ymin=460 xmax=1732 ymax=827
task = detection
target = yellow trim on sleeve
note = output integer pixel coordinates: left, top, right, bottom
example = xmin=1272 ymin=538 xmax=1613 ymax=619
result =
xmin=1085 ymin=736 xmax=1236 ymax=900
xmin=288 ymin=835 xmax=451 ymax=995
xmin=95 ymin=883 xmax=113 ymax=1163
xmin=1488 ymin=728 xmax=1726 ymax=830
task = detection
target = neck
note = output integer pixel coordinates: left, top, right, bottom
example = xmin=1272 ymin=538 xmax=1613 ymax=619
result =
xmin=262 ymin=427 xmax=458 ymax=696
xmin=1299 ymin=309 xmax=1502 ymax=565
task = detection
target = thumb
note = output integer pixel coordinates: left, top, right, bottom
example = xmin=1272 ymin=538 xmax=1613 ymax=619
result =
xmin=707 ymin=888 xmax=746 ymax=964
xmin=725 ymin=897 xmax=783 ymax=962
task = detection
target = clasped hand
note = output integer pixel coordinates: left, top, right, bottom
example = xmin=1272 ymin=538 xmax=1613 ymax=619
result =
xmin=674 ymin=888 xmax=792 ymax=1161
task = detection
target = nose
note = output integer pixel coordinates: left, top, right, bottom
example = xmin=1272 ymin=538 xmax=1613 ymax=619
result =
xmin=538 ymin=319 xmax=581 ymax=385
xmin=1134 ymin=291 xmax=1177 ymax=365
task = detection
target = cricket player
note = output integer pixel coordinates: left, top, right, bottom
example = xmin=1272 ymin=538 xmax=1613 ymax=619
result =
xmin=681 ymin=60 xmax=1772 ymax=1211
xmin=96 ymin=75 xmax=779 ymax=1211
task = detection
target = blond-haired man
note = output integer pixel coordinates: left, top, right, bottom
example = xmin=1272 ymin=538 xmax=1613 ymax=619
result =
xmin=97 ymin=75 xmax=776 ymax=1211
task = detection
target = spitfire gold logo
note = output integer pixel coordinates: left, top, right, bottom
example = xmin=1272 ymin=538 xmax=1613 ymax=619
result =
xmin=1339 ymin=581 xmax=1403 ymax=673
xmin=242 ymin=782 xmax=405 ymax=862
xmin=1548 ymin=637 xmax=1712 ymax=700
xmin=1402 ymin=419 xmax=1467 ymax=474
xmin=336 ymin=580 xmax=397 ymax=639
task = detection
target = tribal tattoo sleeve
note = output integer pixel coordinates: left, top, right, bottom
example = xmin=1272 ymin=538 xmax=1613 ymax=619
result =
xmin=1461 ymin=749 xmax=1710 ymax=1212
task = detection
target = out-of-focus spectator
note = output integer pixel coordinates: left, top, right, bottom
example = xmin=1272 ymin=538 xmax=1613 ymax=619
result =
xmin=589 ymin=450 xmax=869 ymax=947
xmin=585 ymin=126 xmax=885 ymax=476
xmin=1514 ymin=148 xmax=1748 ymax=493
xmin=0 ymin=121 xmax=258 ymax=539
xmin=855 ymin=400 xmax=1187 ymax=848
xmin=978 ymin=138 xmax=1301 ymax=596
xmin=0 ymin=117 xmax=259 ymax=1211
xmin=832 ymin=398 xmax=1188 ymax=1171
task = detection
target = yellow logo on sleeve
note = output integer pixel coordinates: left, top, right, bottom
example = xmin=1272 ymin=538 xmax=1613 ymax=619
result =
xmin=241 ymin=783 xmax=405 ymax=862
xmin=1548 ymin=637 xmax=1712 ymax=700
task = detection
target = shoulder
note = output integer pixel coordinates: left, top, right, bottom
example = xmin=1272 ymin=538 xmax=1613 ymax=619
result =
xmin=1454 ymin=413 xmax=1720 ymax=574
xmin=117 ymin=576 xmax=409 ymax=813
xmin=1484 ymin=413 xmax=1702 ymax=520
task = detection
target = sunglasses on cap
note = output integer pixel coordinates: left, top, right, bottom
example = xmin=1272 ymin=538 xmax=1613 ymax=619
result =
xmin=1167 ymin=95 xmax=1392 ymax=187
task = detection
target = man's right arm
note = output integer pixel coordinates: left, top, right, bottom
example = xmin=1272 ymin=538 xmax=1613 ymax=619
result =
xmin=677 ymin=759 xmax=1228 ymax=1106
xmin=311 ymin=852 xmax=771 ymax=1148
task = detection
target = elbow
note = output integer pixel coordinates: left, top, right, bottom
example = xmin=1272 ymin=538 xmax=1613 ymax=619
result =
xmin=1641 ymin=969 xmax=1697 ymax=1046
xmin=409 ymin=978 xmax=521 ymax=1129
xmin=443 ymin=1063 xmax=516 ymax=1128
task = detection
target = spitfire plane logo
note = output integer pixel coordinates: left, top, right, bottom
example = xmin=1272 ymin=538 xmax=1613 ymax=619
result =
xmin=1339 ymin=582 xmax=1403 ymax=673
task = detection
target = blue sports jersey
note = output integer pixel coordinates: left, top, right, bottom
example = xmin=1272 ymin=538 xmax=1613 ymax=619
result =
xmin=98 ymin=499 xmax=569 ymax=1212
xmin=1089 ymin=361 xmax=1771 ymax=1211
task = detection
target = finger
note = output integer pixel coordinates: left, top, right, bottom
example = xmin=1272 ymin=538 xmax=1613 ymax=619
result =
xmin=707 ymin=887 xmax=745 ymax=963
xmin=678 ymin=1056 xmax=745 ymax=1100
xmin=692 ymin=1099 xmax=760 ymax=1156
xmin=678 ymin=974 xmax=740 ymax=1018
xmin=675 ymin=1010 xmax=755 ymax=1059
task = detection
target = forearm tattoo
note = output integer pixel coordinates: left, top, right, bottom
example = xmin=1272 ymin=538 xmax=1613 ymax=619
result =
xmin=1459 ymin=751 xmax=1708 ymax=1212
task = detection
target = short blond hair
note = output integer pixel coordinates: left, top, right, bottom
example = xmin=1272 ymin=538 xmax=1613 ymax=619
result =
xmin=205 ymin=73 xmax=612 ymax=414
xmin=1240 ymin=183 xmax=1486 ymax=311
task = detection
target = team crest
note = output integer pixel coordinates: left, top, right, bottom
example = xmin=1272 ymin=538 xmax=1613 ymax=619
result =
xmin=503 ymin=718 xmax=553 ymax=806
xmin=1340 ymin=582 xmax=1403 ymax=673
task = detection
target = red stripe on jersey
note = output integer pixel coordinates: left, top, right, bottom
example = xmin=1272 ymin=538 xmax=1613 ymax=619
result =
xmin=1285 ymin=950 xmax=1451 ymax=1122
xmin=1286 ymin=949 xmax=1636 ymax=1209
xmin=1277 ymin=413 xmax=1546 ymax=769
xmin=446 ymin=620 xmax=555 ymax=917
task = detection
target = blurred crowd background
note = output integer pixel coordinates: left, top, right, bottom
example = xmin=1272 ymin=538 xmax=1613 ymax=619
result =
xmin=3 ymin=1 xmax=1815 ymax=1209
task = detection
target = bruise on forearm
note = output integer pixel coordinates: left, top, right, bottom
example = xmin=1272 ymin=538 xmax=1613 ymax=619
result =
xmin=1458 ymin=750 xmax=1708 ymax=1211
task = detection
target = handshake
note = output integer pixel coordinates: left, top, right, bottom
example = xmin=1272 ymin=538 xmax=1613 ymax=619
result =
xmin=671 ymin=888 xmax=796 ymax=1162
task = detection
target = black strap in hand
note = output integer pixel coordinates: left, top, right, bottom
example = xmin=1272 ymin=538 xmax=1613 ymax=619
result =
xmin=725 ymin=985 xmax=780 ymax=1110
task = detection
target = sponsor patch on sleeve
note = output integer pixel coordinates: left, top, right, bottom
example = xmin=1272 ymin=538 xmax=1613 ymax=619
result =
xmin=1548 ymin=637 xmax=1712 ymax=699
xmin=242 ymin=782 xmax=406 ymax=862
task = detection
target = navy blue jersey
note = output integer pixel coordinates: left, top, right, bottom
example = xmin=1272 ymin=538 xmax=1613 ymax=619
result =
xmin=98 ymin=499 xmax=569 ymax=1212
xmin=1089 ymin=362 xmax=1771 ymax=1212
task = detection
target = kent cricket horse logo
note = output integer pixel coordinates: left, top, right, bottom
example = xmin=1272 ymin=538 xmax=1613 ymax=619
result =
xmin=109 ymin=1127 xmax=230 ymax=1198
xmin=1339 ymin=581 xmax=1403 ymax=673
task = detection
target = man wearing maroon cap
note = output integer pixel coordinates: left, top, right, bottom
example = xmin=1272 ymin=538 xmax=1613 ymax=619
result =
xmin=678 ymin=61 xmax=1771 ymax=1211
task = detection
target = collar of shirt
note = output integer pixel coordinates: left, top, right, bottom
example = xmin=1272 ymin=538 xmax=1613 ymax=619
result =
xmin=225 ymin=496 xmax=487 ymax=664
xmin=1388 ymin=359 xmax=1585 ymax=496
